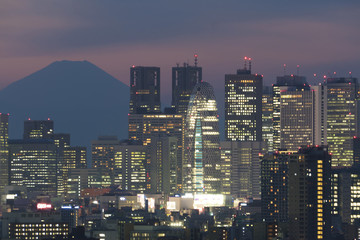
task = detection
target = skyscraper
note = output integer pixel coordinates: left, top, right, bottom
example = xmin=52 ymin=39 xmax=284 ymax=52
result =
xmin=272 ymin=75 xmax=307 ymax=150
xmin=261 ymin=150 xmax=290 ymax=223
xmin=183 ymin=82 xmax=221 ymax=194
xmin=261 ymin=146 xmax=332 ymax=239
xmin=61 ymin=147 xmax=87 ymax=197
xmin=262 ymin=86 xmax=273 ymax=152
xmin=272 ymin=75 xmax=315 ymax=151
xmin=312 ymin=84 xmax=327 ymax=146
xmin=128 ymin=113 xmax=183 ymax=191
xmin=279 ymin=84 xmax=313 ymax=151
xmin=0 ymin=113 xmax=9 ymax=193
xmin=326 ymin=77 xmax=359 ymax=167
xmin=129 ymin=66 xmax=160 ymax=114
xmin=147 ymin=136 xmax=179 ymax=195
xmin=220 ymin=141 xmax=267 ymax=199
xmin=9 ymin=139 xmax=58 ymax=196
xmin=225 ymin=61 xmax=263 ymax=141
xmin=172 ymin=56 xmax=202 ymax=115
xmin=23 ymin=119 xmax=54 ymax=139
xmin=91 ymin=136 xmax=122 ymax=186
xmin=288 ymin=146 xmax=331 ymax=240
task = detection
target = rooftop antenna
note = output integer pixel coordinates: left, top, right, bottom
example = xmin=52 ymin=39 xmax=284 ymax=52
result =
xmin=244 ymin=56 xmax=248 ymax=70
xmin=297 ymin=65 xmax=300 ymax=76
xmin=349 ymin=71 xmax=352 ymax=77
xmin=176 ymin=63 xmax=179 ymax=67
xmin=283 ymin=64 xmax=287 ymax=76
xmin=194 ymin=54 xmax=198 ymax=67
xmin=249 ymin=57 xmax=252 ymax=73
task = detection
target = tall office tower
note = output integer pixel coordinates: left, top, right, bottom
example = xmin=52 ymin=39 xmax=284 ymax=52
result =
xmin=91 ymin=136 xmax=121 ymax=185
xmin=312 ymin=84 xmax=327 ymax=146
xmin=0 ymin=113 xmax=9 ymax=194
xmin=261 ymin=147 xmax=331 ymax=239
xmin=225 ymin=62 xmax=263 ymax=141
xmin=288 ymin=146 xmax=331 ymax=240
xmin=279 ymin=85 xmax=313 ymax=151
xmin=128 ymin=113 xmax=183 ymax=191
xmin=272 ymin=75 xmax=311 ymax=150
xmin=326 ymin=77 xmax=359 ymax=167
xmin=220 ymin=141 xmax=267 ymax=199
xmin=9 ymin=139 xmax=58 ymax=196
xmin=129 ymin=66 xmax=161 ymax=114
xmin=62 ymin=147 xmax=87 ymax=197
xmin=147 ymin=136 xmax=178 ymax=195
xmin=261 ymin=150 xmax=290 ymax=223
xmin=332 ymin=167 xmax=360 ymax=225
xmin=53 ymin=133 xmax=71 ymax=196
xmin=115 ymin=141 xmax=148 ymax=192
xmin=172 ymin=56 xmax=202 ymax=115
xmin=183 ymin=82 xmax=221 ymax=194
xmin=262 ymin=86 xmax=273 ymax=152
xmin=23 ymin=119 xmax=54 ymax=139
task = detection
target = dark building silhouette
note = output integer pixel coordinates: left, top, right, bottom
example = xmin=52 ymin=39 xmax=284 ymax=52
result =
xmin=261 ymin=146 xmax=331 ymax=240
xmin=172 ymin=57 xmax=202 ymax=115
xmin=0 ymin=113 xmax=9 ymax=193
xmin=129 ymin=66 xmax=160 ymax=114
xmin=23 ymin=119 xmax=54 ymax=139
xmin=225 ymin=60 xmax=263 ymax=141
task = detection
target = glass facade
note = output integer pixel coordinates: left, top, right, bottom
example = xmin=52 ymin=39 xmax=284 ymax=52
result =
xmin=225 ymin=69 xmax=263 ymax=142
xmin=183 ymin=82 xmax=221 ymax=194
xmin=327 ymin=77 xmax=358 ymax=167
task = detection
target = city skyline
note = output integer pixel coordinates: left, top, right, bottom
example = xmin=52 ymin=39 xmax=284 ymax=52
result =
xmin=1 ymin=1 xmax=360 ymax=239
xmin=1 ymin=1 xmax=360 ymax=109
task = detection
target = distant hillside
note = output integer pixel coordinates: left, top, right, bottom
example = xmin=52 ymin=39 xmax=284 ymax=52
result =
xmin=0 ymin=60 xmax=129 ymax=157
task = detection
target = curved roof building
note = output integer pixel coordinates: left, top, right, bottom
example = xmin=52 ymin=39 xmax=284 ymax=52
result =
xmin=183 ymin=82 xmax=221 ymax=194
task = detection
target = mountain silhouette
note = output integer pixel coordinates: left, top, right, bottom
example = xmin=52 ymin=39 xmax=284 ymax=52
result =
xmin=0 ymin=60 xmax=129 ymax=159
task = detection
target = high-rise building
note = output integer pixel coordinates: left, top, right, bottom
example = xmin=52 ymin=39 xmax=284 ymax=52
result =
xmin=332 ymin=167 xmax=360 ymax=225
xmin=9 ymin=139 xmax=58 ymax=196
xmin=279 ymin=84 xmax=313 ymax=151
xmin=262 ymin=86 xmax=273 ymax=152
xmin=288 ymin=146 xmax=331 ymax=240
xmin=92 ymin=137 xmax=148 ymax=192
xmin=261 ymin=146 xmax=332 ymax=239
xmin=115 ymin=141 xmax=148 ymax=192
xmin=172 ymin=57 xmax=202 ymax=115
xmin=128 ymin=113 xmax=183 ymax=191
xmin=272 ymin=75 xmax=307 ymax=150
xmin=62 ymin=147 xmax=87 ymax=197
xmin=129 ymin=66 xmax=160 ymax=114
xmin=23 ymin=119 xmax=54 ymax=139
xmin=225 ymin=63 xmax=263 ymax=141
xmin=147 ymin=136 xmax=179 ymax=195
xmin=272 ymin=75 xmax=316 ymax=151
xmin=183 ymin=82 xmax=221 ymax=194
xmin=220 ymin=141 xmax=267 ymax=199
xmin=0 ymin=113 xmax=9 ymax=193
xmin=91 ymin=136 xmax=122 ymax=186
xmin=261 ymin=150 xmax=290 ymax=223
xmin=312 ymin=84 xmax=327 ymax=146
xmin=326 ymin=77 xmax=359 ymax=167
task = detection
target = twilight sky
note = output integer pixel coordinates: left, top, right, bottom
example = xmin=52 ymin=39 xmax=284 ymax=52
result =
xmin=1 ymin=0 xmax=360 ymax=109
